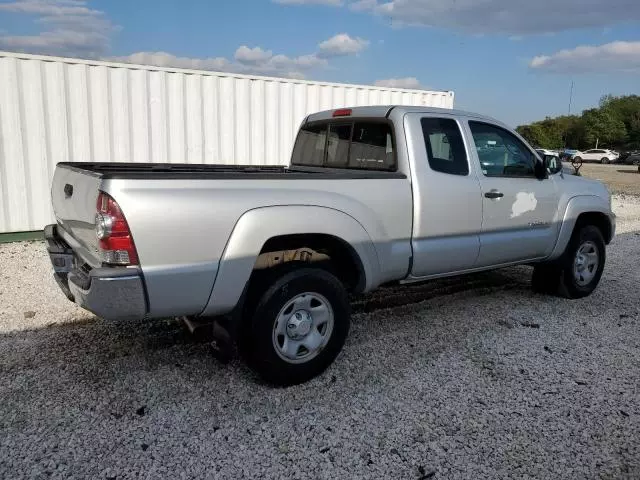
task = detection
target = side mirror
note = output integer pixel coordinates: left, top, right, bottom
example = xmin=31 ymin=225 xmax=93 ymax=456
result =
xmin=534 ymin=158 xmax=548 ymax=179
xmin=543 ymin=155 xmax=562 ymax=175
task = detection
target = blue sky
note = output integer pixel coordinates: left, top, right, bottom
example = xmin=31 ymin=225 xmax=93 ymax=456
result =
xmin=0 ymin=0 xmax=639 ymax=126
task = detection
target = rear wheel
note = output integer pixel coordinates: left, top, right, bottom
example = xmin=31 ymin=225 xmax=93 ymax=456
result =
xmin=241 ymin=267 xmax=350 ymax=386
xmin=601 ymin=157 xmax=610 ymax=164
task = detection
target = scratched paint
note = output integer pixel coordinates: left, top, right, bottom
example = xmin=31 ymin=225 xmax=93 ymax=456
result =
xmin=511 ymin=192 xmax=537 ymax=218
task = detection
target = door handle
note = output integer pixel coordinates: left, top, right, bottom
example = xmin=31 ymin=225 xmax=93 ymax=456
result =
xmin=484 ymin=190 xmax=504 ymax=199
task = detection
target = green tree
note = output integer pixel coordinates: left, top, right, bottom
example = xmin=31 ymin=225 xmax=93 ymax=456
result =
xmin=582 ymin=108 xmax=627 ymax=148
xmin=629 ymin=112 xmax=640 ymax=147
xmin=516 ymin=123 xmax=549 ymax=147
xmin=517 ymin=94 xmax=639 ymax=150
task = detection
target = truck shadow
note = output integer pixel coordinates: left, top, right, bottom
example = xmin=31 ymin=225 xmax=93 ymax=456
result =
xmin=0 ymin=266 xmax=533 ymax=393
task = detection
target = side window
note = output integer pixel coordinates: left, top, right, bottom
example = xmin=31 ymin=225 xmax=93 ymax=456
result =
xmin=420 ymin=118 xmax=468 ymax=176
xmin=291 ymin=123 xmax=327 ymax=166
xmin=469 ymin=121 xmax=537 ymax=177
xmin=349 ymin=122 xmax=395 ymax=170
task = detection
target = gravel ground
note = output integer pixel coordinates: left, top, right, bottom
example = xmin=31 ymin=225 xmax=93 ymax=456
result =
xmin=578 ymin=163 xmax=640 ymax=196
xmin=1 ymin=196 xmax=639 ymax=479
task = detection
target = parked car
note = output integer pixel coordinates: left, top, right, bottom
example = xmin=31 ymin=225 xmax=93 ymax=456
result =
xmin=619 ymin=150 xmax=640 ymax=165
xmin=559 ymin=148 xmax=578 ymax=161
xmin=46 ymin=105 xmax=616 ymax=385
xmin=572 ymin=149 xmax=619 ymax=164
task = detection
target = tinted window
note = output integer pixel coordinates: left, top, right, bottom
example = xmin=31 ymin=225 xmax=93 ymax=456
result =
xmin=291 ymin=121 xmax=395 ymax=171
xmin=291 ymin=124 xmax=327 ymax=166
xmin=349 ymin=122 xmax=394 ymax=170
xmin=421 ymin=118 xmax=468 ymax=175
xmin=469 ymin=121 xmax=537 ymax=177
xmin=326 ymin=124 xmax=352 ymax=168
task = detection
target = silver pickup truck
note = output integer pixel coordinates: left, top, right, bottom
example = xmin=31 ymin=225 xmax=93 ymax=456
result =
xmin=46 ymin=105 xmax=615 ymax=385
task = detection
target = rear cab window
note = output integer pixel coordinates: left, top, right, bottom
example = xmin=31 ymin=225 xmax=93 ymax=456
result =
xmin=291 ymin=120 xmax=396 ymax=171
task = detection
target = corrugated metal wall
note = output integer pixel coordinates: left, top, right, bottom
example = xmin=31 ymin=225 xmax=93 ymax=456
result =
xmin=0 ymin=51 xmax=454 ymax=233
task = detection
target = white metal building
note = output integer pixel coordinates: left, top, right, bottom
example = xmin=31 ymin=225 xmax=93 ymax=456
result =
xmin=0 ymin=51 xmax=454 ymax=233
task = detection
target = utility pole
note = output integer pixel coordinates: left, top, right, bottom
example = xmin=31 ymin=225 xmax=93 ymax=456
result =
xmin=568 ymin=80 xmax=574 ymax=116
xmin=564 ymin=80 xmax=574 ymax=149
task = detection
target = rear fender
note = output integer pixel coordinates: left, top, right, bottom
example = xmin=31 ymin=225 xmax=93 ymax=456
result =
xmin=200 ymin=206 xmax=381 ymax=317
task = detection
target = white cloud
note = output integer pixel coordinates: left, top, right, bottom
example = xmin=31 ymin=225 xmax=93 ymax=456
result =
xmin=529 ymin=41 xmax=640 ymax=73
xmin=110 ymin=33 xmax=365 ymax=79
xmin=0 ymin=2 xmax=366 ymax=81
xmin=0 ymin=0 xmax=99 ymax=16
xmin=334 ymin=0 xmax=640 ymax=35
xmin=318 ymin=33 xmax=369 ymax=57
xmin=374 ymin=77 xmax=422 ymax=89
xmin=107 ymin=32 xmax=365 ymax=79
xmin=109 ymin=52 xmax=230 ymax=72
xmin=273 ymin=0 xmax=343 ymax=5
xmin=0 ymin=0 xmax=116 ymax=57
xmin=349 ymin=0 xmax=377 ymax=11
xmin=234 ymin=46 xmax=273 ymax=64
xmin=109 ymin=47 xmax=330 ymax=80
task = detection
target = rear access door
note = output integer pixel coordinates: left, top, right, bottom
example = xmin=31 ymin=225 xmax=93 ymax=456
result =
xmin=404 ymin=112 xmax=482 ymax=277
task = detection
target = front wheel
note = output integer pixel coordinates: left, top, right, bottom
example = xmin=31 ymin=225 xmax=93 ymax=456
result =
xmin=241 ymin=267 xmax=350 ymax=386
xmin=532 ymin=225 xmax=605 ymax=299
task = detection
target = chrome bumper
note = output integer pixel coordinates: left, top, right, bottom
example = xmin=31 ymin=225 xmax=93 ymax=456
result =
xmin=45 ymin=224 xmax=147 ymax=320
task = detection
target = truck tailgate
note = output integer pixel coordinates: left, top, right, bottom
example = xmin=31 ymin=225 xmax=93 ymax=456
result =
xmin=51 ymin=165 xmax=103 ymax=267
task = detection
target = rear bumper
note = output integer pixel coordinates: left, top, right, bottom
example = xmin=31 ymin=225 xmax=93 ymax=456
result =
xmin=45 ymin=224 xmax=147 ymax=320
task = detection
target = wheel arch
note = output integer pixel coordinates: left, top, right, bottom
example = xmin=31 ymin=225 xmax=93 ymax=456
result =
xmin=200 ymin=205 xmax=381 ymax=317
xmin=548 ymin=195 xmax=614 ymax=260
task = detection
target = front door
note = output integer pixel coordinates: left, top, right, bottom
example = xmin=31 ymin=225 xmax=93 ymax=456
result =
xmin=465 ymin=120 xmax=560 ymax=267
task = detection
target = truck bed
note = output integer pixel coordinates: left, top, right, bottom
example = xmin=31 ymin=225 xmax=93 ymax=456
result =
xmin=57 ymin=162 xmax=406 ymax=180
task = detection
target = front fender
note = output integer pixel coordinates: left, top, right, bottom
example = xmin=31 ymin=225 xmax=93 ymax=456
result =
xmin=548 ymin=195 xmax=613 ymax=260
xmin=200 ymin=205 xmax=381 ymax=317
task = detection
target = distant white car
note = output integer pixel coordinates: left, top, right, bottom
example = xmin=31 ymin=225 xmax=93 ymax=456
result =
xmin=535 ymin=148 xmax=558 ymax=158
xmin=572 ymin=149 xmax=619 ymax=164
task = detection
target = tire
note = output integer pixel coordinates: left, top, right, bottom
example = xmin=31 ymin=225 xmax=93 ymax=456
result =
xmin=241 ymin=267 xmax=350 ymax=386
xmin=601 ymin=157 xmax=609 ymax=164
xmin=532 ymin=225 xmax=605 ymax=299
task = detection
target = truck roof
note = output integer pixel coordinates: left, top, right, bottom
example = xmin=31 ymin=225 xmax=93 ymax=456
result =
xmin=305 ymin=105 xmax=505 ymax=128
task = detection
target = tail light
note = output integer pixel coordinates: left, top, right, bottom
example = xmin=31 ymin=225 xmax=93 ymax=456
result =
xmin=95 ymin=191 xmax=139 ymax=265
